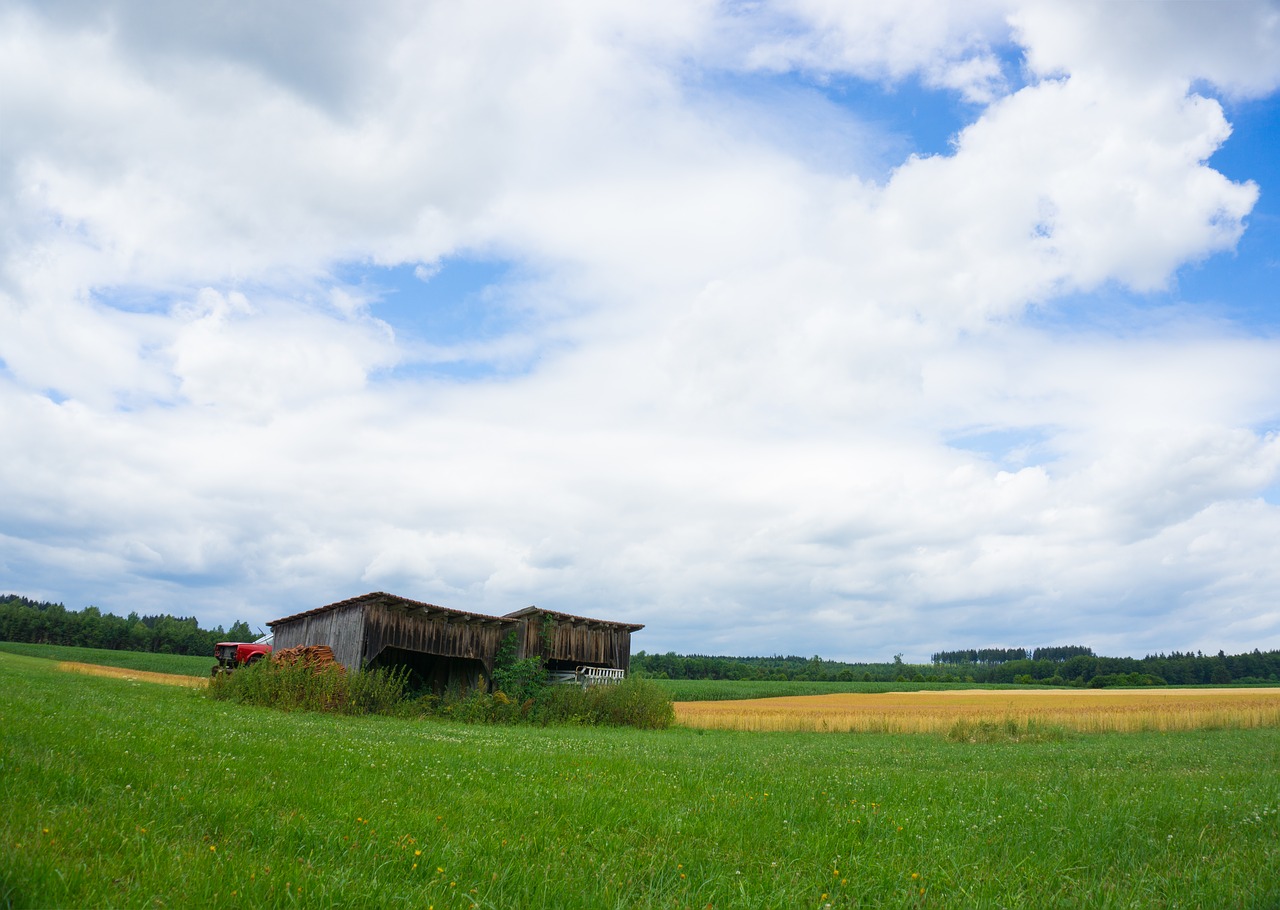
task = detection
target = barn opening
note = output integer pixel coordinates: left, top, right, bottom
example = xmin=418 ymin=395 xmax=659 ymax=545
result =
xmin=365 ymin=645 xmax=487 ymax=694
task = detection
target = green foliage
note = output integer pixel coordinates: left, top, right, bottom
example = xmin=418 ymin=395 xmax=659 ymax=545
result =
xmin=633 ymin=645 xmax=1280 ymax=686
xmin=203 ymin=641 xmax=670 ymax=730
xmin=1088 ymin=672 xmax=1168 ymax=688
xmin=0 ymin=593 xmax=256 ymax=658
xmin=429 ymin=677 xmax=674 ymax=729
xmin=490 ymin=630 xmax=547 ymax=703
xmin=533 ymin=677 xmax=675 ymax=729
xmin=207 ymin=659 xmax=411 ymax=715
xmin=491 ymin=657 xmax=548 ymax=703
xmin=945 ymin=717 xmax=1071 ymax=744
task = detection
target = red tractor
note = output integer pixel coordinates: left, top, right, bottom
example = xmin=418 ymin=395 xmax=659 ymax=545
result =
xmin=212 ymin=633 xmax=273 ymax=676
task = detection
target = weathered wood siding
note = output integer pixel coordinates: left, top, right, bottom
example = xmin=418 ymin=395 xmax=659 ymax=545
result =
xmin=271 ymin=601 xmax=365 ymax=670
xmin=518 ymin=611 xmax=633 ymax=671
xmin=363 ymin=602 xmax=516 ymax=675
xmin=269 ymin=594 xmax=640 ymax=681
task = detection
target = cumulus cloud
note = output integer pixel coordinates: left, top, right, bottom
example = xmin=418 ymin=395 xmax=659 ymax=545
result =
xmin=741 ymin=0 xmax=1013 ymax=102
xmin=1013 ymin=0 xmax=1280 ymax=98
xmin=1 ymin=0 xmax=1279 ymax=659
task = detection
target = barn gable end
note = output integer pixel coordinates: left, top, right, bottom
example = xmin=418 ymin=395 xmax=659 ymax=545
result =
xmin=269 ymin=598 xmax=365 ymax=670
xmin=504 ymin=606 xmax=644 ymax=675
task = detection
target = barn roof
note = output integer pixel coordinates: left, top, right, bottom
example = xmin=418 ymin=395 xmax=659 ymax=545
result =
xmin=269 ymin=592 xmax=645 ymax=633
xmin=268 ymin=591 xmax=520 ymax=629
xmin=504 ymin=605 xmax=645 ymax=632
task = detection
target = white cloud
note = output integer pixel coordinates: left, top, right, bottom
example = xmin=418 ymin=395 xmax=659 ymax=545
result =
xmin=742 ymin=0 xmax=1013 ymax=102
xmin=1 ymin=1 xmax=1278 ymax=659
xmin=1013 ymin=0 xmax=1280 ymax=99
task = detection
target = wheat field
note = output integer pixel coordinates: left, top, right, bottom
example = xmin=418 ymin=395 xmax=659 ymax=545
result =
xmin=56 ymin=660 xmax=209 ymax=688
xmin=674 ymin=686 xmax=1280 ymax=734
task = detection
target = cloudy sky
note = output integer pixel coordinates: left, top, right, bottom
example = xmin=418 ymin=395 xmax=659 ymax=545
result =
xmin=3 ymin=1 xmax=1279 ymax=661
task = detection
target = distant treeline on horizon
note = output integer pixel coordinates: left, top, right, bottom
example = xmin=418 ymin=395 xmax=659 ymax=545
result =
xmin=0 ymin=594 xmax=255 ymax=658
xmin=632 ymin=645 xmax=1280 ymax=687
xmin=4 ymin=594 xmax=1278 ymax=687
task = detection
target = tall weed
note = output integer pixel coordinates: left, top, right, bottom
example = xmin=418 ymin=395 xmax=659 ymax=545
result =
xmin=529 ymin=677 xmax=674 ymax=729
xmin=208 ymin=658 xmax=671 ymax=729
xmin=946 ymin=717 xmax=1070 ymax=744
xmin=207 ymin=660 xmax=408 ymax=715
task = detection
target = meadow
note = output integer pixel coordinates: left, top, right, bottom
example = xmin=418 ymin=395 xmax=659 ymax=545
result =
xmin=3 ymin=651 xmax=1280 ymax=909
xmin=0 ymin=641 xmax=214 ymax=678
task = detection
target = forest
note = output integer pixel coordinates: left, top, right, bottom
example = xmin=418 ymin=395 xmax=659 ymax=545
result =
xmin=632 ymin=645 xmax=1280 ymax=686
xmin=0 ymin=594 xmax=256 ymax=657
xmin=4 ymin=594 xmax=1278 ymax=686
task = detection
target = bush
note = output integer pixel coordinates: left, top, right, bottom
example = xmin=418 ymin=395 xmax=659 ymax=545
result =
xmin=207 ymin=660 xmax=410 ymax=715
xmin=528 ymin=677 xmax=674 ymax=729
xmin=491 ymin=655 xmax=548 ymax=704
xmin=427 ymin=676 xmax=674 ymax=729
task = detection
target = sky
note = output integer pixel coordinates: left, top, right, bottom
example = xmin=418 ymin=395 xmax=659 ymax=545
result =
xmin=2 ymin=1 xmax=1280 ymax=662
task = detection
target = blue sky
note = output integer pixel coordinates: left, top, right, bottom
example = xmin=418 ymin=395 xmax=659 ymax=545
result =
xmin=2 ymin=1 xmax=1279 ymax=661
xmin=338 ymin=258 xmax=528 ymax=380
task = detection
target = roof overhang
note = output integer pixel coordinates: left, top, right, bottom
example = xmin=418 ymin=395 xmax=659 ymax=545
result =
xmin=503 ymin=605 xmax=644 ymax=633
xmin=269 ymin=591 xmax=520 ymax=629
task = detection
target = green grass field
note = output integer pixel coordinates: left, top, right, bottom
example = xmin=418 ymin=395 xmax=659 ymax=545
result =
xmin=2 ymin=651 xmax=1279 ymax=909
xmin=0 ymin=641 xmax=214 ymax=677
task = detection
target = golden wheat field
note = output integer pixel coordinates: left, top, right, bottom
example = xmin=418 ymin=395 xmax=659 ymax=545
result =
xmin=674 ymin=687 xmax=1280 ymax=734
xmin=56 ymin=660 xmax=208 ymax=689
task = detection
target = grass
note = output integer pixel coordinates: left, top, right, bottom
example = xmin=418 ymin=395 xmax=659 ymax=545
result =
xmin=3 ymin=652 xmax=1280 ymax=909
xmin=0 ymin=641 xmax=214 ymax=677
xmin=675 ymin=688 xmax=1280 ymax=734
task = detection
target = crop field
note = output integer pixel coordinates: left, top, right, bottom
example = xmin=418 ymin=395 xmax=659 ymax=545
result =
xmin=0 ymin=641 xmax=213 ymax=678
xmin=55 ymin=660 xmax=209 ymax=689
xmin=3 ymin=651 xmax=1280 ymax=909
xmin=653 ymin=679 xmax=1021 ymax=702
xmin=675 ymin=687 xmax=1280 ymax=735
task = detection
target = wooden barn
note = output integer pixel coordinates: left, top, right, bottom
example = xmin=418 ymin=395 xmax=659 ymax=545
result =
xmin=267 ymin=592 xmax=643 ymax=692
xmin=503 ymin=606 xmax=643 ymax=677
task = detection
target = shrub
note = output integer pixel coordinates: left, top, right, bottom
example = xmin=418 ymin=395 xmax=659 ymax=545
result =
xmin=424 ymin=676 xmax=675 ymax=729
xmin=492 ymin=655 xmax=548 ymax=704
xmin=530 ymin=677 xmax=674 ymax=729
xmin=207 ymin=660 xmax=409 ymax=715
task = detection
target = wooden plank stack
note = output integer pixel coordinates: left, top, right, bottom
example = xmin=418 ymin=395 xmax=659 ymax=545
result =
xmin=272 ymin=644 xmax=342 ymax=671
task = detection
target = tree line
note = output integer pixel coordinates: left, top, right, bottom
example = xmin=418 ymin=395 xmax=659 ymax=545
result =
xmin=6 ymin=594 xmax=1277 ymax=687
xmin=930 ymin=645 xmax=1095 ymax=664
xmin=0 ymin=594 xmax=255 ymax=657
xmin=633 ymin=646 xmax=1280 ymax=686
